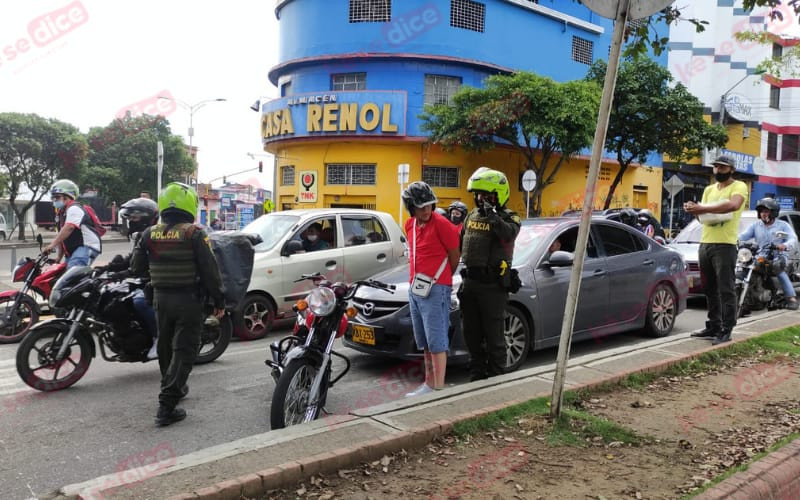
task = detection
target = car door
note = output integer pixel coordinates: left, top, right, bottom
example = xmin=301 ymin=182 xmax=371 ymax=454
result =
xmin=340 ymin=214 xmax=397 ymax=281
xmin=594 ymin=222 xmax=653 ymax=327
xmin=534 ymin=225 xmax=610 ymax=341
xmin=279 ymin=216 xmax=345 ymax=305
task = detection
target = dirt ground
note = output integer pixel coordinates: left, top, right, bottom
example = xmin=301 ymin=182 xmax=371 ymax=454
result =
xmin=260 ymin=355 xmax=800 ymax=500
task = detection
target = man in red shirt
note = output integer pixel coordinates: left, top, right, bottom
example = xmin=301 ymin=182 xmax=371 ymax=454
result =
xmin=401 ymin=182 xmax=460 ymax=397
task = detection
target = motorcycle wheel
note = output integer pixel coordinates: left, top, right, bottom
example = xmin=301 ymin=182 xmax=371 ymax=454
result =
xmin=270 ymin=357 xmax=326 ymax=429
xmin=16 ymin=325 xmax=93 ymax=392
xmin=195 ymin=314 xmax=233 ymax=365
xmin=0 ymin=294 xmax=40 ymax=344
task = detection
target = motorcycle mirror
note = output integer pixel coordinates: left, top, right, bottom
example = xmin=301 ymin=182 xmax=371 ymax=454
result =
xmin=36 ymin=234 xmax=43 ymax=247
xmin=776 ymin=231 xmax=788 ymax=239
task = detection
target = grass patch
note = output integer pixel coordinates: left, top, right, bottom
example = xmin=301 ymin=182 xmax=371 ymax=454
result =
xmin=548 ymin=410 xmax=643 ymax=447
xmin=452 ymin=396 xmax=551 ymax=436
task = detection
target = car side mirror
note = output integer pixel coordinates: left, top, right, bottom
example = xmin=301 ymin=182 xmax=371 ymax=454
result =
xmin=36 ymin=234 xmax=43 ymax=246
xmin=548 ymin=250 xmax=574 ymax=267
xmin=282 ymin=239 xmax=304 ymax=257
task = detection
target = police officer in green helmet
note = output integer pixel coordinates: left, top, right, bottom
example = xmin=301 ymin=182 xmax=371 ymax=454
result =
xmin=460 ymin=167 xmax=521 ymax=381
xmin=131 ymin=182 xmax=225 ymax=426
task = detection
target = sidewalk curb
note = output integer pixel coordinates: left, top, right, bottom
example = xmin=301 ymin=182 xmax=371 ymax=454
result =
xmin=143 ymin=324 xmax=799 ymax=500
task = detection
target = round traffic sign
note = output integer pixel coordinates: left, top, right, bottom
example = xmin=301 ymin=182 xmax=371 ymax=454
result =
xmin=580 ymin=0 xmax=675 ymax=20
xmin=522 ymin=170 xmax=537 ymax=192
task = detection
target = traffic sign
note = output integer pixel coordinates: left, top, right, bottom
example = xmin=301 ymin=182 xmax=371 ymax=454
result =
xmin=522 ymin=170 xmax=537 ymax=192
xmin=397 ymin=163 xmax=410 ymax=184
xmin=663 ymin=175 xmax=685 ymax=197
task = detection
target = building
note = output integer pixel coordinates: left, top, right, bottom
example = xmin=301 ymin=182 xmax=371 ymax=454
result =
xmin=196 ymin=182 xmax=270 ymax=229
xmin=260 ymin=0 xmax=667 ymax=223
xmin=666 ymin=1 xmax=800 ymax=224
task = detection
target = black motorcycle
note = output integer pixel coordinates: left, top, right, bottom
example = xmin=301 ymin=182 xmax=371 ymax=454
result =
xmin=267 ymin=273 xmax=395 ymax=429
xmin=15 ymin=265 xmax=231 ymax=392
xmin=736 ymin=234 xmax=800 ymax=317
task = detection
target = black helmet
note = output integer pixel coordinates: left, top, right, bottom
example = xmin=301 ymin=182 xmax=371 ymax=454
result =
xmin=756 ymin=197 xmax=780 ymax=222
xmin=401 ymin=181 xmax=437 ymax=215
xmin=448 ymin=201 xmax=468 ymax=225
xmin=619 ymin=208 xmax=638 ymax=226
xmin=120 ymin=197 xmax=159 ymax=235
xmin=712 ymin=155 xmax=737 ymax=169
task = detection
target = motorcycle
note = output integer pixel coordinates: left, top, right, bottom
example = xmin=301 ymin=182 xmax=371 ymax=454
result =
xmin=15 ymin=265 xmax=231 ymax=392
xmin=266 ymin=273 xmax=395 ymax=429
xmin=0 ymin=235 xmax=66 ymax=343
xmin=736 ymin=232 xmax=800 ymax=317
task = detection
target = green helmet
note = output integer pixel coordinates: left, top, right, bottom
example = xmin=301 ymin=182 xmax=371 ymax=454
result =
xmin=158 ymin=182 xmax=198 ymax=219
xmin=50 ymin=179 xmax=79 ymax=199
xmin=467 ymin=167 xmax=510 ymax=207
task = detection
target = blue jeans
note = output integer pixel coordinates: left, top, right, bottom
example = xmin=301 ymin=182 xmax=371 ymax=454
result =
xmin=132 ymin=290 xmax=158 ymax=338
xmin=777 ymin=271 xmax=797 ymax=298
xmin=408 ymin=283 xmax=451 ymax=354
xmin=66 ymin=246 xmax=100 ymax=269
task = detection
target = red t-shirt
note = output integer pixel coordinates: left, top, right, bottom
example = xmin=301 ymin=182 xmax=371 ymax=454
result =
xmin=404 ymin=211 xmax=460 ymax=286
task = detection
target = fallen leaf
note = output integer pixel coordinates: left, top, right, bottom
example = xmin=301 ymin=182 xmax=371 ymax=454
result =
xmin=296 ymin=485 xmax=307 ymax=496
xmin=515 ymin=484 xmax=524 ymax=491
xmin=606 ymin=454 xmax=615 ymax=459
xmin=380 ymin=455 xmax=392 ymax=466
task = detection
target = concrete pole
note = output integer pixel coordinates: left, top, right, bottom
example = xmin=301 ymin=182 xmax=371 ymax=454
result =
xmin=550 ymin=0 xmax=630 ymax=418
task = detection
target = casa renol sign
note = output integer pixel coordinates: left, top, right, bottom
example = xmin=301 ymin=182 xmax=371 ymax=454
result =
xmin=724 ymin=93 xmax=756 ymax=122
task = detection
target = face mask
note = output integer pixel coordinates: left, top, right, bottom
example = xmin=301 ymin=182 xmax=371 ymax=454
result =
xmin=53 ymin=200 xmax=65 ymax=210
xmin=714 ymin=172 xmax=732 ymax=182
xmin=307 ymin=234 xmax=318 ymax=242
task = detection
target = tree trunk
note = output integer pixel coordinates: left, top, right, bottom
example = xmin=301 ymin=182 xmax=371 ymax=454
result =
xmin=602 ymin=163 xmax=629 ymax=210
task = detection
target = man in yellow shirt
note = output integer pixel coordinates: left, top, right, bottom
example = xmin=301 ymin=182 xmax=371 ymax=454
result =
xmin=684 ymin=155 xmax=748 ymax=345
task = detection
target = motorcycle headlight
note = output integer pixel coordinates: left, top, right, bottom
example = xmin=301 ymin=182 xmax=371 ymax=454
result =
xmin=737 ymin=248 xmax=753 ymax=264
xmin=307 ymin=287 xmax=337 ymax=317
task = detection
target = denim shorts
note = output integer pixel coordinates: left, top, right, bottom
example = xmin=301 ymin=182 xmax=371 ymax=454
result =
xmin=408 ymin=283 xmax=451 ymax=353
xmin=66 ymin=246 xmax=100 ymax=269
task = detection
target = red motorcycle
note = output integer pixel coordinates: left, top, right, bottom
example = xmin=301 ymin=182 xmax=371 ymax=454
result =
xmin=0 ymin=236 xmax=66 ymax=343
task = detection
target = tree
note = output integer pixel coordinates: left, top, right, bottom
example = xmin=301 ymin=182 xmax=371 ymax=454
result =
xmin=420 ymin=73 xmax=600 ymax=216
xmin=586 ymin=58 xmax=728 ymax=210
xmin=0 ymin=113 xmax=88 ymax=240
xmin=83 ymin=114 xmax=195 ymax=205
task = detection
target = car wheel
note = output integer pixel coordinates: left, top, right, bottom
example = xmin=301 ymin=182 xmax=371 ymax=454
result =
xmin=504 ymin=305 xmax=530 ymax=372
xmin=238 ymin=294 xmax=275 ymax=340
xmin=644 ymin=283 xmax=676 ymax=337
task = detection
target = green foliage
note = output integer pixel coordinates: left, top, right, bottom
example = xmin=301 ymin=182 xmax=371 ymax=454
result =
xmin=0 ymin=112 xmax=88 ymax=239
xmin=84 ymin=114 xmax=194 ymax=204
xmin=420 ymin=72 xmax=600 ymax=216
xmin=586 ymin=58 xmax=727 ymax=209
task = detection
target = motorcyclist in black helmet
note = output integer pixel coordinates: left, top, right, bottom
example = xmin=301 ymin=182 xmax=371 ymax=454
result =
xmin=447 ymin=201 xmax=468 ymax=230
xmin=619 ymin=208 xmax=640 ymax=230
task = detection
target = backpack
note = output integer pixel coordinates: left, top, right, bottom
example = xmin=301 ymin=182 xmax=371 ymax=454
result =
xmin=77 ymin=202 xmax=107 ymax=237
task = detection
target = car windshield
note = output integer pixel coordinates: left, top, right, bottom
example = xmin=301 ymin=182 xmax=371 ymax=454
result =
xmin=512 ymin=223 xmax=558 ymax=266
xmin=242 ymin=213 xmax=300 ymax=250
xmin=673 ymin=214 xmax=758 ymax=244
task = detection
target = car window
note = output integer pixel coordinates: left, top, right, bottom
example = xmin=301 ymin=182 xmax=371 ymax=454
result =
xmin=596 ymin=224 xmax=642 ymax=257
xmin=292 ymin=217 xmax=337 ymax=252
xmin=243 ymin=213 xmax=299 ymax=250
xmin=342 ymin=216 xmax=387 ymax=247
xmin=512 ymin=223 xmax=558 ymax=266
xmin=556 ymin=226 xmax=599 ymax=258
xmin=784 ymin=214 xmax=800 ymax=234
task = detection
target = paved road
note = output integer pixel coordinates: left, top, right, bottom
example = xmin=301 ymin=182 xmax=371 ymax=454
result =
xmin=0 ymin=292 xmax=719 ymax=499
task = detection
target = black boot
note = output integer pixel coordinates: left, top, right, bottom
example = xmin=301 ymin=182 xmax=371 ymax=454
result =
xmin=179 ymin=385 xmax=189 ymax=399
xmin=155 ymin=405 xmax=187 ymax=426
xmin=712 ymin=330 xmax=732 ymax=346
xmin=691 ymin=322 xmax=720 ymax=338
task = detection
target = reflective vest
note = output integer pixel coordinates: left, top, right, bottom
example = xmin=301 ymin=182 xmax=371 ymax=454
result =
xmin=145 ymin=223 xmax=198 ymax=288
xmin=461 ymin=209 xmax=512 ymax=269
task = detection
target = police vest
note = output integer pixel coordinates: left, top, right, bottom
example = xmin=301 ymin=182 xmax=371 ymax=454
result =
xmin=461 ymin=209 xmax=512 ymax=268
xmin=146 ymin=223 xmax=199 ymax=288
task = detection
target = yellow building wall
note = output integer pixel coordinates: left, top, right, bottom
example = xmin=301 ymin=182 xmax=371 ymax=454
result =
xmin=273 ymin=141 xmax=663 ymax=225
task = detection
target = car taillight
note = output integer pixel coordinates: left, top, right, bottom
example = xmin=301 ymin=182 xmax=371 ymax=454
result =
xmin=336 ymin=314 xmax=349 ymax=338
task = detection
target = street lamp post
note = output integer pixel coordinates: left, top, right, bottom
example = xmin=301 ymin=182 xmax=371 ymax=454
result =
xmin=158 ymin=96 xmax=226 ymax=185
xmin=719 ymin=69 xmax=766 ymax=126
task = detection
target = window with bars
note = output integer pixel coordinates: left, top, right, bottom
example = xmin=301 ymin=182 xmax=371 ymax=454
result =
xmin=767 ymin=132 xmax=778 ymax=160
xmin=627 ymin=17 xmax=648 ymax=32
xmin=326 ymin=164 xmax=377 ymax=185
xmin=770 ymin=85 xmax=781 ymax=109
xmin=572 ymin=36 xmax=594 ymax=65
xmin=773 ymin=43 xmax=783 ymax=59
xmin=422 ymin=166 xmax=460 ymax=188
xmin=280 ymin=165 xmax=295 ymax=186
xmin=424 ymin=75 xmax=462 ymax=106
xmin=332 ymin=73 xmax=366 ymax=91
xmin=450 ymin=0 xmax=485 ymax=33
xmin=349 ymin=0 xmax=391 ymax=23
xmin=782 ymin=134 xmax=800 ymax=161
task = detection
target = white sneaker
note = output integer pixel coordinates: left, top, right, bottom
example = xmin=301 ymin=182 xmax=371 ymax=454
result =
xmin=404 ymin=384 xmax=434 ymax=398
xmin=147 ymin=343 xmax=158 ymax=360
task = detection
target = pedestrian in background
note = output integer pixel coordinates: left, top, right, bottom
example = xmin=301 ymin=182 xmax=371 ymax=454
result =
xmin=459 ymin=167 xmax=521 ymax=381
xmin=685 ymin=155 xmax=748 ymax=345
xmin=131 ymin=182 xmax=225 ymax=426
xmin=402 ymin=182 xmax=460 ymax=397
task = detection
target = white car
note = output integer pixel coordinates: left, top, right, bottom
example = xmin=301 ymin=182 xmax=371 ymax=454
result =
xmin=237 ymin=208 xmax=408 ymax=339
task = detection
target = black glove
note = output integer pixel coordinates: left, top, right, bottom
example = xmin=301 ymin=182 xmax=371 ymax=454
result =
xmin=479 ymin=199 xmax=497 ymax=217
xmin=107 ymin=254 xmax=128 ymax=272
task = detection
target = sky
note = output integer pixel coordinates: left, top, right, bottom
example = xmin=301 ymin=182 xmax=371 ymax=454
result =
xmin=0 ymin=0 xmax=281 ymax=191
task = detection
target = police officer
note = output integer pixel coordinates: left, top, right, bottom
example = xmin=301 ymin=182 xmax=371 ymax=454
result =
xmin=459 ymin=167 xmax=521 ymax=381
xmin=131 ymin=182 xmax=225 ymax=426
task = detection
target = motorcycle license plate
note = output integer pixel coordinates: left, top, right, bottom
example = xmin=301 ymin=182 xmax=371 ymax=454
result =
xmin=351 ymin=324 xmax=375 ymax=345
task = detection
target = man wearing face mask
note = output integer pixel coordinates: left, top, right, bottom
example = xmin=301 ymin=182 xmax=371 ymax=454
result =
xmin=42 ymin=179 xmax=103 ymax=269
xmin=684 ymin=155 xmax=748 ymax=345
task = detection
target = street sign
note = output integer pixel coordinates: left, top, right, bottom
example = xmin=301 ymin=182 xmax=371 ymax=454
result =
xmin=157 ymin=141 xmax=164 ymax=196
xmin=521 ymin=170 xmax=537 ymax=192
xmin=397 ymin=163 xmax=410 ymax=184
xmin=581 ymin=0 xmax=675 ymax=20
xmin=663 ymin=175 xmax=685 ymax=197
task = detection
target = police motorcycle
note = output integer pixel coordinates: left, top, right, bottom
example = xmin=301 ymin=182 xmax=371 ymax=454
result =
xmin=736 ymin=231 xmax=800 ymax=317
xmin=266 ymin=270 xmax=395 ymax=429
xmin=15 ymin=264 xmax=232 ymax=392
